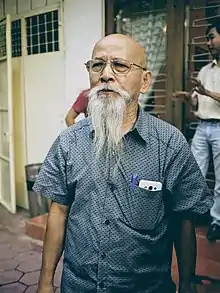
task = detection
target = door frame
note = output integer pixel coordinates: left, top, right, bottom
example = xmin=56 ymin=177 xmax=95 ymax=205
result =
xmin=0 ymin=14 xmax=16 ymax=213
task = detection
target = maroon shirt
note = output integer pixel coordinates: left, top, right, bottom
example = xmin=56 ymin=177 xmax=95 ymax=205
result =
xmin=72 ymin=89 xmax=89 ymax=116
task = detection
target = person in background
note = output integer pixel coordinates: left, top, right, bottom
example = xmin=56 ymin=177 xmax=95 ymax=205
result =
xmin=174 ymin=20 xmax=220 ymax=242
xmin=65 ymin=89 xmax=89 ymax=126
xmin=34 ymin=34 xmax=213 ymax=293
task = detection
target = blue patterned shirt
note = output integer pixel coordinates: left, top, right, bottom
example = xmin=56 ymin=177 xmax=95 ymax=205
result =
xmin=33 ymin=108 xmax=213 ymax=293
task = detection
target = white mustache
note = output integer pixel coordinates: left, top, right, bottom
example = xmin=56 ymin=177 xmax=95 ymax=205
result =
xmin=88 ymin=84 xmax=127 ymax=99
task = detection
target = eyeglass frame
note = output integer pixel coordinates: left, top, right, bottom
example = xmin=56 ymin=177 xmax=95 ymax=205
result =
xmin=84 ymin=58 xmax=147 ymax=75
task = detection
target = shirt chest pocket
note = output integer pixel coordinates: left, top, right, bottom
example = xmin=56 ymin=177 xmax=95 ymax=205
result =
xmin=126 ymin=186 xmax=164 ymax=230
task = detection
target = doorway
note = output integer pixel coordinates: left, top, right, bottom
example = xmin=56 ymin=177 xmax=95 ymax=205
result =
xmin=0 ymin=15 xmax=16 ymax=213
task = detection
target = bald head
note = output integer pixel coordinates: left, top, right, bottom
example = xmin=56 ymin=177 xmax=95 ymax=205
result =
xmin=88 ymin=33 xmax=152 ymax=104
xmin=92 ymin=34 xmax=147 ymax=68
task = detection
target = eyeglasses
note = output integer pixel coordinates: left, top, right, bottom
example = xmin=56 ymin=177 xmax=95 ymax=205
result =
xmin=84 ymin=58 xmax=147 ymax=75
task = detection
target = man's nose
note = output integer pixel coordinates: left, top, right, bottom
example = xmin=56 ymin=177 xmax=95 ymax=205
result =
xmin=100 ymin=62 xmax=115 ymax=83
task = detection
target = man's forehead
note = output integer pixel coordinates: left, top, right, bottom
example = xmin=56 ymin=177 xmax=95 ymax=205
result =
xmin=93 ymin=43 xmax=131 ymax=58
xmin=92 ymin=36 xmax=145 ymax=62
xmin=207 ymin=27 xmax=218 ymax=37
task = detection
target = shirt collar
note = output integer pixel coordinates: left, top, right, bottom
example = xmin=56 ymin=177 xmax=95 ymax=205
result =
xmin=88 ymin=107 xmax=149 ymax=143
xmin=212 ymin=59 xmax=217 ymax=66
xmin=133 ymin=107 xmax=149 ymax=143
xmin=212 ymin=59 xmax=220 ymax=67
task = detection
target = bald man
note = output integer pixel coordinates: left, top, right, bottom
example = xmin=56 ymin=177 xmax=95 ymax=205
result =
xmin=34 ymin=34 xmax=212 ymax=293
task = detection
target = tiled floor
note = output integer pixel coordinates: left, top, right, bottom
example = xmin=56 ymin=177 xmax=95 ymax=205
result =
xmin=0 ymin=229 xmax=62 ymax=292
xmin=0 ymin=205 xmax=220 ymax=292
xmin=0 ymin=205 xmax=62 ymax=292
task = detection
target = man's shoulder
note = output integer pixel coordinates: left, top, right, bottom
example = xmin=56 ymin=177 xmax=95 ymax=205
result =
xmin=146 ymin=113 xmax=187 ymax=150
xmin=199 ymin=62 xmax=213 ymax=74
xmin=59 ymin=118 xmax=91 ymax=141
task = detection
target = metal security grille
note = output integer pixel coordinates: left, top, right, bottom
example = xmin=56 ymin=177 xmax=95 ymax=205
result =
xmin=26 ymin=10 xmax=59 ymax=55
xmin=0 ymin=22 xmax=6 ymax=58
xmin=11 ymin=19 xmax=22 ymax=57
xmin=115 ymin=0 xmax=167 ymax=120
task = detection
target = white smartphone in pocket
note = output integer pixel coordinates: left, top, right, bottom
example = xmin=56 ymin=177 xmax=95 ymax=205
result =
xmin=138 ymin=180 xmax=162 ymax=191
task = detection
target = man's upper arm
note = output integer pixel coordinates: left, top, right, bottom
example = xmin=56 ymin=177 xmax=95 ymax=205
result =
xmin=165 ymin=130 xmax=213 ymax=214
xmin=72 ymin=89 xmax=89 ymax=114
xmin=192 ymin=67 xmax=204 ymax=98
xmin=33 ymin=133 xmax=70 ymax=206
xmin=65 ymin=108 xmax=79 ymax=124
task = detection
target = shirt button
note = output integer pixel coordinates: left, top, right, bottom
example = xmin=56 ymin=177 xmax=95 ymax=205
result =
xmin=99 ymin=281 xmax=104 ymax=289
xmin=109 ymin=183 xmax=115 ymax=192
xmin=101 ymin=253 xmax=106 ymax=259
xmin=104 ymin=219 xmax=110 ymax=225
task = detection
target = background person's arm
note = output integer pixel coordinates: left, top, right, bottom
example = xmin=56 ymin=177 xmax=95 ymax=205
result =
xmin=173 ymin=90 xmax=198 ymax=111
xmin=173 ymin=68 xmax=204 ymax=111
xmin=206 ymin=90 xmax=220 ymax=103
xmin=65 ymin=108 xmax=79 ymax=126
xmin=37 ymin=202 xmax=69 ymax=292
xmin=65 ymin=89 xmax=89 ymax=127
xmin=191 ymin=78 xmax=220 ymax=103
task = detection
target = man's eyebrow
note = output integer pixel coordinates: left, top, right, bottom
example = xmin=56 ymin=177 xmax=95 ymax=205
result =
xmin=93 ymin=57 xmax=106 ymax=60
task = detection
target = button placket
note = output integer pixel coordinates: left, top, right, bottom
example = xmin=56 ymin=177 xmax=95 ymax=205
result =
xmin=97 ymin=197 xmax=111 ymax=291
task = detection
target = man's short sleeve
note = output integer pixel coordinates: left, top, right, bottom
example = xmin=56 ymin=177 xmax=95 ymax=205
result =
xmin=165 ymin=130 xmax=213 ymax=214
xmin=33 ymin=133 xmax=69 ymax=206
xmin=192 ymin=67 xmax=204 ymax=98
xmin=72 ymin=89 xmax=89 ymax=114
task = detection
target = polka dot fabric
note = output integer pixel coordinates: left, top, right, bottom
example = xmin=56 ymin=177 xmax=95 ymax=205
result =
xmin=33 ymin=108 xmax=213 ymax=293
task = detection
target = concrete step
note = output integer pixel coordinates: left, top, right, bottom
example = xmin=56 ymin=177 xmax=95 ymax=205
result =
xmin=25 ymin=214 xmax=48 ymax=242
xmin=195 ymin=227 xmax=220 ymax=281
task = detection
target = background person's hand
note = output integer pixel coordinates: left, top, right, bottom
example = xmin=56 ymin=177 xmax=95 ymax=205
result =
xmin=190 ymin=78 xmax=209 ymax=96
xmin=173 ymin=91 xmax=192 ymax=102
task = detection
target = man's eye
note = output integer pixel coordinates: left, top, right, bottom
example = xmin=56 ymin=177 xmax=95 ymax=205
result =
xmin=114 ymin=61 xmax=128 ymax=67
xmin=113 ymin=61 xmax=129 ymax=72
xmin=207 ymin=35 xmax=214 ymax=40
xmin=92 ymin=62 xmax=104 ymax=71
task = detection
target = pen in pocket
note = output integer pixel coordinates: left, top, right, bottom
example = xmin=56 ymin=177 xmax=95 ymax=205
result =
xmin=131 ymin=174 xmax=137 ymax=191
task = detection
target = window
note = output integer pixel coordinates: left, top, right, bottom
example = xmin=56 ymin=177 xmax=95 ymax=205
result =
xmin=0 ymin=19 xmax=22 ymax=58
xmin=12 ymin=19 xmax=22 ymax=57
xmin=26 ymin=10 xmax=59 ymax=55
xmin=0 ymin=23 xmax=6 ymax=58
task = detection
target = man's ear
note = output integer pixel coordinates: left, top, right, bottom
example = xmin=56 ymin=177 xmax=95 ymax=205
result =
xmin=140 ymin=71 xmax=152 ymax=94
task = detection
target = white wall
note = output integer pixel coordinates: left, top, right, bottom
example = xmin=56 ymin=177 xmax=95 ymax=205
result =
xmin=24 ymin=52 xmax=66 ymax=164
xmin=64 ymin=0 xmax=104 ymax=113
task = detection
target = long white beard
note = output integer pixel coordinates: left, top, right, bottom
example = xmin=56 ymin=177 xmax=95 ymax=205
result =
xmin=88 ymin=84 xmax=131 ymax=158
